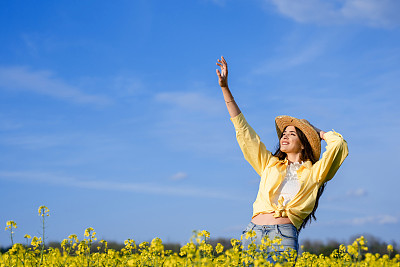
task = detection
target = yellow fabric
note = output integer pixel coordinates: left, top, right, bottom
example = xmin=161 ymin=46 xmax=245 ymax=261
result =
xmin=231 ymin=113 xmax=349 ymax=230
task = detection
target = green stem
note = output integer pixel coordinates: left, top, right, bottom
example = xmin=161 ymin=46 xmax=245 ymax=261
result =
xmin=10 ymin=226 xmax=14 ymax=246
xmin=87 ymin=234 xmax=92 ymax=267
xmin=39 ymin=210 xmax=45 ymax=266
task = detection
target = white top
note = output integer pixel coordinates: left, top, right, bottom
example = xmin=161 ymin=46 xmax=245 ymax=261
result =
xmin=272 ymin=161 xmax=303 ymax=206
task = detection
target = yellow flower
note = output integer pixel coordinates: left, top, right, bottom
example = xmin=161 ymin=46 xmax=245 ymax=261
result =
xmin=24 ymin=234 xmax=31 ymax=239
xmin=230 ymin=238 xmax=240 ymax=247
xmin=199 ymin=230 xmax=210 ymax=238
xmin=68 ymin=234 xmax=78 ymax=241
xmin=139 ymin=241 xmax=149 ymax=250
xmin=84 ymin=227 xmax=95 ymax=238
xmin=31 ymin=236 xmax=43 ymax=249
xmin=215 ymin=243 xmax=224 ymax=254
xmin=272 ymin=236 xmax=282 ymax=245
xmin=387 ymin=244 xmax=394 ymax=252
xmin=38 ymin=205 xmax=50 ymax=217
xmin=5 ymin=220 xmax=17 ymax=230
xmin=359 ymin=236 xmax=365 ymax=246
xmin=245 ymin=229 xmax=256 ymax=240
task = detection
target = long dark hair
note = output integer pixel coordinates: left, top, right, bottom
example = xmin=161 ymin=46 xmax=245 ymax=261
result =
xmin=273 ymin=126 xmax=326 ymax=232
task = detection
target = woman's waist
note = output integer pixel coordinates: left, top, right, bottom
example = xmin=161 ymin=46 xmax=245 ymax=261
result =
xmin=251 ymin=212 xmax=293 ymax=226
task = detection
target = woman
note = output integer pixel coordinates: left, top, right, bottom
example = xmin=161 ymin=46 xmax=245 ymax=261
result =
xmin=216 ymin=56 xmax=348 ymax=263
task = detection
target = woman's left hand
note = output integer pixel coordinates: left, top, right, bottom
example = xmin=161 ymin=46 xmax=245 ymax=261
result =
xmin=301 ymin=119 xmax=326 ymax=140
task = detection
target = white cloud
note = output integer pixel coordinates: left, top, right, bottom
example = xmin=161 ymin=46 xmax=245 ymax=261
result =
xmin=155 ymin=91 xmax=223 ymax=115
xmin=1 ymin=134 xmax=69 ymax=149
xmin=269 ymin=0 xmax=339 ymax=23
xmin=326 ymin=188 xmax=368 ymax=202
xmin=0 ymin=132 xmax=119 ymax=151
xmin=320 ymin=214 xmax=399 ymax=226
xmin=350 ymin=215 xmax=399 ymax=225
xmin=112 ymin=75 xmax=144 ymax=96
xmin=0 ymin=66 xmax=112 ymax=105
xmin=170 ymin=172 xmax=188 ymax=181
xmin=206 ymin=0 xmax=227 ymax=6
xmin=21 ymin=34 xmax=39 ymax=56
xmin=346 ymin=188 xmax=367 ymax=197
xmin=150 ymin=109 xmax=235 ymax=158
xmin=253 ymin=38 xmax=327 ymax=74
xmin=378 ymin=215 xmax=399 ymax=224
xmin=0 ymin=115 xmax=23 ymax=131
xmin=0 ymin=171 xmax=241 ymax=200
xmin=151 ymin=90 xmax=237 ymax=158
xmin=268 ymin=0 xmax=400 ymax=28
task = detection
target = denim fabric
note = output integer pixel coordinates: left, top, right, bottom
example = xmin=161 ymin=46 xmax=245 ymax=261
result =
xmin=241 ymin=222 xmax=299 ymax=265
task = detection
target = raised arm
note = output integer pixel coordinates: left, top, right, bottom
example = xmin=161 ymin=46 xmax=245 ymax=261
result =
xmin=312 ymin=129 xmax=348 ymax=184
xmin=217 ymin=56 xmax=273 ymax=176
xmin=300 ymin=119 xmax=348 ymax=183
xmin=216 ymin=56 xmax=241 ymax=118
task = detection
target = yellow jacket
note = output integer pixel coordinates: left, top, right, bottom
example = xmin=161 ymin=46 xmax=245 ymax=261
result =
xmin=231 ymin=113 xmax=349 ymax=230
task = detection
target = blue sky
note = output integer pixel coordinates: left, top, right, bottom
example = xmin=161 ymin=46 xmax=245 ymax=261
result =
xmin=1 ymin=0 xmax=400 ymax=247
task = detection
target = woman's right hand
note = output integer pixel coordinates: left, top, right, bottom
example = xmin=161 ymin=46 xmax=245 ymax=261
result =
xmin=216 ymin=56 xmax=228 ymax=87
xmin=216 ymin=56 xmax=241 ymax=117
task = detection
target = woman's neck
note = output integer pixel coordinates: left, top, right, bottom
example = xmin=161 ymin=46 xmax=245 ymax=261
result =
xmin=286 ymin=153 xmax=302 ymax=164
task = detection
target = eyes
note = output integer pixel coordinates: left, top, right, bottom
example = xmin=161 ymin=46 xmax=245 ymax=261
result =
xmin=282 ymin=132 xmax=297 ymax=137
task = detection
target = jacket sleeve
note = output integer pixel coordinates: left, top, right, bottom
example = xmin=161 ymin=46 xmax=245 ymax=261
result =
xmin=230 ymin=113 xmax=273 ymax=176
xmin=312 ymin=130 xmax=349 ymax=184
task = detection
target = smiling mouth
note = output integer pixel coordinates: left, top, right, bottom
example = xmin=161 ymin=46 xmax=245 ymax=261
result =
xmin=282 ymin=142 xmax=289 ymax=145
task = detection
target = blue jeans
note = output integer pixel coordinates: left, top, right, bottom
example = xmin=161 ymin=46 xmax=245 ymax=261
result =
xmin=241 ymin=222 xmax=299 ymax=265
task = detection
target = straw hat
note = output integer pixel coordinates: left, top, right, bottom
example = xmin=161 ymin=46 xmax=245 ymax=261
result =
xmin=275 ymin=115 xmax=321 ymax=160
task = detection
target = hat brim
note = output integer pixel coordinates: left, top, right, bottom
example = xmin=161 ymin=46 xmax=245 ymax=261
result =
xmin=275 ymin=115 xmax=321 ymax=160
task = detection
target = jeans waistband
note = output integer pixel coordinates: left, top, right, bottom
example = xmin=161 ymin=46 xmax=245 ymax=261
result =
xmin=249 ymin=222 xmax=296 ymax=230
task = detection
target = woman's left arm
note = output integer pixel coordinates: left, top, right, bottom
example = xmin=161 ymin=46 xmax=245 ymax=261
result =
xmin=301 ymin=119 xmax=326 ymax=140
xmin=312 ymin=130 xmax=349 ymax=184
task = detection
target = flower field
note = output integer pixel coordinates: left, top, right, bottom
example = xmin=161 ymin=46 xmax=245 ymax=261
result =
xmin=2 ymin=206 xmax=399 ymax=266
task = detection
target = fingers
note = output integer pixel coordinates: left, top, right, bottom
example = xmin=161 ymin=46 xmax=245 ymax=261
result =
xmin=217 ymin=60 xmax=227 ymax=66
xmin=216 ymin=68 xmax=225 ymax=79
xmin=216 ymin=56 xmax=228 ymax=77
xmin=216 ymin=56 xmax=228 ymax=87
xmin=216 ymin=56 xmax=227 ymax=76
xmin=217 ymin=56 xmax=227 ymax=67
xmin=221 ymin=56 xmax=227 ymax=65
xmin=216 ymin=61 xmax=226 ymax=74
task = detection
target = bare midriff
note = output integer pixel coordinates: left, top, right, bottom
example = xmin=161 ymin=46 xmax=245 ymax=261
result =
xmin=251 ymin=212 xmax=293 ymax=225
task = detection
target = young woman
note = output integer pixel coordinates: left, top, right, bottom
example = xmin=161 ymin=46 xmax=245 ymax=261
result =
xmin=216 ymin=56 xmax=349 ymax=263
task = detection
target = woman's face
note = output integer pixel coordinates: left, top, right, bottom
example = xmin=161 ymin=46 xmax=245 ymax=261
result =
xmin=280 ymin=126 xmax=304 ymax=155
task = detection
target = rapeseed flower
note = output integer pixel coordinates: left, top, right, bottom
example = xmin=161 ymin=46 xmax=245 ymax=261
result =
xmin=2 ymin=205 xmax=400 ymax=267
xmin=215 ymin=243 xmax=224 ymax=254
xmin=38 ymin=205 xmax=50 ymax=217
xmin=5 ymin=220 xmax=17 ymax=231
